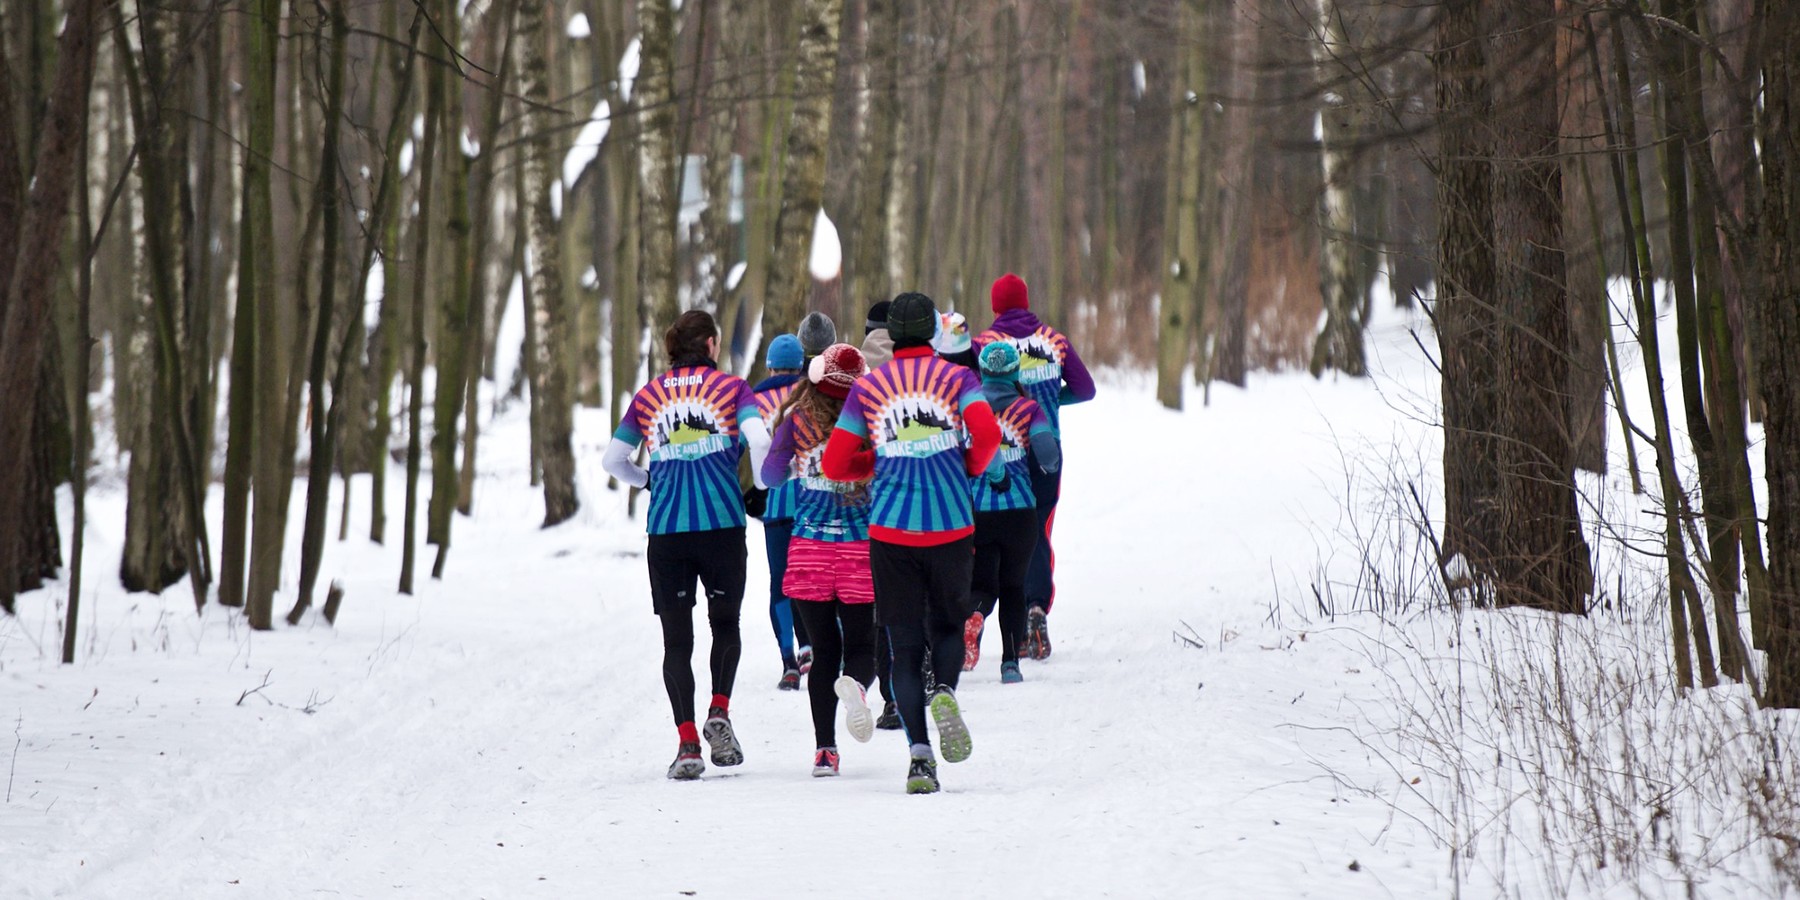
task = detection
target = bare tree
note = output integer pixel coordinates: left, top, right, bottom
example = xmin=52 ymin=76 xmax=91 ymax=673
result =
xmin=756 ymin=0 xmax=844 ymax=367
xmin=517 ymin=0 xmax=578 ymax=526
xmin=1756 ymin=0 xmax=1800 ymax=708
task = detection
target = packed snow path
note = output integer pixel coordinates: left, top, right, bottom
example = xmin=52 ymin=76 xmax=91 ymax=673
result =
xmin=4 ymin=340 xmax=1453 ymax=898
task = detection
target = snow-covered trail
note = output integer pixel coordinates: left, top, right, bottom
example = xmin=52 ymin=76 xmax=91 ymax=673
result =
xmin=4 ymin=320 xmax=1454 ymax=898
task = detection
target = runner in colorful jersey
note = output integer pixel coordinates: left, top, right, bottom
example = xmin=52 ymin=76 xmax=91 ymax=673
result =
xmin=963 ymin=342 xmax=1062 ymax=684
xmin=601 ymin=310 xmax=772 ymax=781
xmin=972 ymin=272 xmax=1096 ymax=660
xmin=821 ymin=291 xmax=1003 ymax=794
xmin=748 ymin=334 xmax=809 ymax=691
xmin=761 ymin=343 xmax=879 ymax=777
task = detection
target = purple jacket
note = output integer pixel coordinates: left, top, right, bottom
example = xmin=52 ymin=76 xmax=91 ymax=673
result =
xmin=973 ymin=309 xmax=1095 ymax=432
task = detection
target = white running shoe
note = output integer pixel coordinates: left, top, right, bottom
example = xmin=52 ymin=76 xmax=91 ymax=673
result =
xmin=835 ymin=675 xmax=875 ymax=743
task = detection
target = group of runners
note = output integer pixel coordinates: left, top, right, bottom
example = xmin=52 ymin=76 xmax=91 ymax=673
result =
xmin=603 ymin=274 xmax=1093 ymax=794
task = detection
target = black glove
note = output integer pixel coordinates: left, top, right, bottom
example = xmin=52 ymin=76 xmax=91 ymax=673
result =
xmin=743 ymin=486 xmax=768 ymax=518
xmin=987 ymin=473 xmax=1012 ymax=495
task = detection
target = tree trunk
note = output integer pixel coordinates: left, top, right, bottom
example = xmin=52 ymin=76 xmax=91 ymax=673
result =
xmin=1209 ymin=2 xmax=1256 ymax=389
xmin=67 ymin=113 xmax=93 ymax=659
xmin=1156 ymin=0 xmax=1203 ymax=410
xmin=1435 ymin=0 xmax=1500 ymax=587
xmin=459 ymin=0 xmax=518 ymax=515
xmin=756 ymin=0 xmax=845 ymax=368
xmin=400 ymin=2 xmax=444 ymax=594
xmin=1309 ymin=0 xmax=1366 ymax=378
xmin=1645 ymin=0 xmax=1752 ymax=674
xmin=1560 ymin=12 xmax=1609 ymax=475
xmin=0 ymin=0 xmax=112 ymax=614
xmin=429 ymin=0 xmax=476 ymax=579
xmin=1488 ymin=0 xmax=1591 ymax=614
xmin=845 ymin=0 xmax=893 ymax=328
xmin=518 ymin=0 xmax=578 ymax=526
xmin=290 ymin=0 xmax=351 ymax=622
xmin=117 ymin=1 xmax=206 ymax=601
xmin=1755 ymin=0 xmax=1800 ymax=707
xmin=638 ymin=0 xmax=681 ymax=340
xmin=240 ymin=0 xmax=286 ymax=630
xmin=1599 ymin=17 xmax=1711 ymax=688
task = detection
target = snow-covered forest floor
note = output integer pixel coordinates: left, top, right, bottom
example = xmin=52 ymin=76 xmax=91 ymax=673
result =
xmin=5 ymin=300 xmax=1798 ymax=898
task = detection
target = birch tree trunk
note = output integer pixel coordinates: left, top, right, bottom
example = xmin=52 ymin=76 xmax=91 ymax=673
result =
xmin=518 ymin=0 xmax=579 ymax=526
xmin=1308 ymin=0 xmax=1366 ymax=378
xmin=637 ymin=0 xmax=680 ymax=337
xmin=848 ymin=0 xmax=897 ymax=321
xmin=705 ymin=0 xmax=745 ymax=363
xmin=756 ymin=0 xmax=844 ymax=365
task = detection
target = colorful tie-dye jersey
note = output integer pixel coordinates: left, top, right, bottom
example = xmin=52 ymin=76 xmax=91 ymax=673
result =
xmin=769 ymin=411 xmax=871 ymax=543
xmin=972 ymin=396 xmax=1052 ymax=512
xmin=835 ymin=354 xmax=987 ymax=536
xmin=973 ymin=323 xmax=1078 ymax=433
xmin=753 ymin=381 xmax=801 ymax=521
xmin=614 ymin=366 xmax=760 ymax=535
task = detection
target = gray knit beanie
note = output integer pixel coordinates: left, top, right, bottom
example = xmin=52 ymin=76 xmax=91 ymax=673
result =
xmin=798 ymin=312 xmax=837 ymax=358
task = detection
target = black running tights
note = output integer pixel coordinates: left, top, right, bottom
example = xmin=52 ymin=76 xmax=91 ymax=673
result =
xmin=792 ymin=599 xmax=878 ymax=748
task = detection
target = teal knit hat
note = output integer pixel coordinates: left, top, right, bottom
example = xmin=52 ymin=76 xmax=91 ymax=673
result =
xmin=978 ymin=342 xmax=1021 ymax=381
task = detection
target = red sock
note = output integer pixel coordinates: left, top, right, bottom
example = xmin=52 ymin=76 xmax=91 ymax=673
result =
xmin=710 ymin=694 xmax=730 ymax=716
xmin=677 ymin=721 xmax=699 ymax=744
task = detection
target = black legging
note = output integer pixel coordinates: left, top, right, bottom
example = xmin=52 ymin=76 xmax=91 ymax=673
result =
xmin=792 ymin=599 xmax=878 ymax=748
xmin=658 ymin=596 xmax=743 ymax=726
xmin=648 ymin=528 xmax=747 ymax=727
xmin=971 ymin=508 xmax=1038 ymax=663
xmin=887 ymin=620 xmax=964 ymax=748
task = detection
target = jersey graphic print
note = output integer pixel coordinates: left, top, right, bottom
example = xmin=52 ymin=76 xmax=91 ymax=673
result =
xmin=616 ymin=366 xmax=757 ymax=535
xmin=838 ymin=355 xmax=984 ymax=535
xmin=753 ymin=383 xmax=800 ymax=521
xmin=976 ymin=326 xmax=1073 ymax=432
xmin=972 ymin=397 xmax=1044 ymax=512
xmin=789 ymin=411 xmax=870 ymax=543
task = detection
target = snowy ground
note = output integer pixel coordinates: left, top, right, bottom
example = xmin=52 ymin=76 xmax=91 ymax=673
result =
xmin=2 ymin=302 xmax=1786 ymax=898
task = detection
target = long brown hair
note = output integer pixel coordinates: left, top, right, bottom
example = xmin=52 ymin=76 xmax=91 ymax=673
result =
xmin=663 ymin=309 xmax=718 ymax=363
xmin=774 ymin=381 xmax=872 ymax=492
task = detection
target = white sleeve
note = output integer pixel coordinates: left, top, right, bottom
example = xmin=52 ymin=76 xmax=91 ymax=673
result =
xmin=602 ymin=438 xmax=649 ymax=489
xmin=742 ymin=416 xmax=772 ymax=490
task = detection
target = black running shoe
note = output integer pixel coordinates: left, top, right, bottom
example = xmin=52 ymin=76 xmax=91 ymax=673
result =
xmin=875 ymin=700 xmax=903 ymax=731
xmin=667 ymin=741 xmax=705 ymax=780
xmin=778 ymin=667 xmax=801 ymax=691
xmin=905 ymin=755 xmax=939 ymax=794
xmin=1028 ymin=607 xmax=1052 ymax=660
xmin=702 ymin=707 xmax=744 ymax=766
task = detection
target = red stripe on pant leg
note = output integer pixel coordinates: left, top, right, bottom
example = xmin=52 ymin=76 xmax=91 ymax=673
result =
xmin=1043 ymin=506 xmax=1057 ymax=613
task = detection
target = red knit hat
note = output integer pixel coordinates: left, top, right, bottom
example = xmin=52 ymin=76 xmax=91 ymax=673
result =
xmin=991 ymin=273 xmax=1029 ymax=313
xmin=808 ymin=343 xmax=867 ymax=399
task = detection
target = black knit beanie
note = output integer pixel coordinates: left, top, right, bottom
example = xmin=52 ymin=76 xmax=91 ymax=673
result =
xmin=864 ymin=300 xmax=891 ymax=335
xmin=886 ymin=292 xmax=938 ymax=348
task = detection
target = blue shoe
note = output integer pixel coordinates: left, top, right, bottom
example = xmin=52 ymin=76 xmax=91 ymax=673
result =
xmin=1000 ymin=661 xmax=1023 ymax=684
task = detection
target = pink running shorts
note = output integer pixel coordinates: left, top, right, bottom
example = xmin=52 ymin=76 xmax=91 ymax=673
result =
xmin=783 ymin=537 xmax=876 ymax=604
